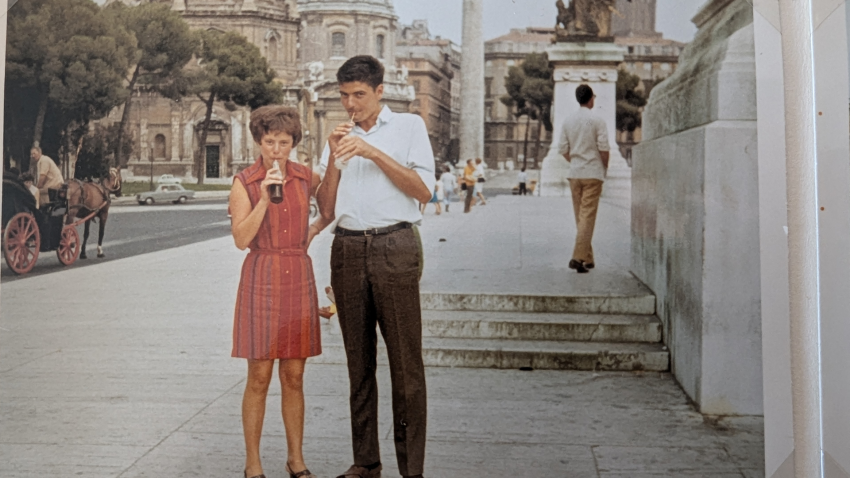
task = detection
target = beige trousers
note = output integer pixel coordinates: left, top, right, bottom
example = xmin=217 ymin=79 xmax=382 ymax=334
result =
xmin=568 ymin=178 xmax=603 ymax=264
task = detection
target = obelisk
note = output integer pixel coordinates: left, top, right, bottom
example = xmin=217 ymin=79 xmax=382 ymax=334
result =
xmin=460 ymin=0 xmax=484 ymax=161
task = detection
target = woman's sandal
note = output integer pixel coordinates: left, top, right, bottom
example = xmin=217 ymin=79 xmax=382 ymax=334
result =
xmin=286 ymin=463 xmax=317 ymax=478
xmin=244 ymin=470 xmax=266 ymax=478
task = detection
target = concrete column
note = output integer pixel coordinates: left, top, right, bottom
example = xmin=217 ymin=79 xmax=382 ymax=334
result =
xmin=777 ymin=0 xmax=823 ymax=476
xmin=459 ymin=0 xmax=484 ymax=161
xmin=170 ymin=112 xmax=181 ymax=161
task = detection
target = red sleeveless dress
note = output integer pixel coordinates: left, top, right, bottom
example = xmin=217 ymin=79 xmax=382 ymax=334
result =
xmin=232 ymin=158 xmax=321 ymax=360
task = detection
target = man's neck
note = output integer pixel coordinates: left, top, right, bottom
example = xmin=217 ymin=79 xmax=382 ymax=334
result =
xmin=357 ymin=106 xmax=382 ymax=132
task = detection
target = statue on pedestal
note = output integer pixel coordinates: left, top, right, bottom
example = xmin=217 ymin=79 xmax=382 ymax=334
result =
xmin=555 ymin=0 xmax=619 ymax=41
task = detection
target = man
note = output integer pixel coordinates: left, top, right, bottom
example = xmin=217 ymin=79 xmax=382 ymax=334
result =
xmin=316 ymin=55 xmax=434 ymax=478
xmin=518 ymin=167 xmax=528 ymax=196
xmin=31 ymin=147 xmax=64 ymax=206
xmin=462 ymin=159 xmax=476 ymax=213
xmin=439 ymin=166 xmax=457 ymax=212
xmin=558 ymin=84 xmax=610 ymax=274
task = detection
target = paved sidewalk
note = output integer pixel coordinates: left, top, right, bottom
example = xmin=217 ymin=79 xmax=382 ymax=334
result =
xmin=0 ymin=179 xmax=764 ymax=477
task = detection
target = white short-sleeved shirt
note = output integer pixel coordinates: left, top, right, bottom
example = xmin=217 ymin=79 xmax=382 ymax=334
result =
xmin=557 ymin=107 xmax=610 ymax=181
xmin=440 ymin=172 xmax=457 ymax=193
xmin=318 ymin=106 xmax=436 ymax=230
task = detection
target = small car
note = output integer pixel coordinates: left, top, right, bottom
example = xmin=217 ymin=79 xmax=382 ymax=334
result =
xmin=157 ymin=174 xmax=182 ymax=185
xmin=136 ymin=184 xmax=195 ymax=205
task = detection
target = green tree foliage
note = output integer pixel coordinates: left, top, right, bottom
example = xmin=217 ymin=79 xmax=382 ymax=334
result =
xmin=75 ymin=123 xmax=134 ymax=180
xmin=5 ymin=0 xmax=136 ymax=173
xmin=616 ymin=69 xmax=647 ymax=133
xmin=105 ymin=2 xmax=199 ymax=167
xmin=189 ymin=30 xmax=282 ymax=183
xmin=500 ymin=52 xmax=554 ymax=168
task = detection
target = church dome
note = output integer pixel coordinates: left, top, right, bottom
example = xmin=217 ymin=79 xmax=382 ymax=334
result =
xmin=296 ymin=0 xmax=396 ymax=19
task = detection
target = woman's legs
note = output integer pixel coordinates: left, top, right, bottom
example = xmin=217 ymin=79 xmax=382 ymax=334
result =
xmin=280 ymin=358 xmax=308 ymax=472
xmin=243 ymin=359 xmax=275 ymax=476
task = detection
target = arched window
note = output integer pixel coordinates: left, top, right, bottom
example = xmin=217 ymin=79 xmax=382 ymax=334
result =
xmin=154 ymin=134 xmax=167 ymax=160
xmin=376 ymin=34 xmax=385 ymax=59
xmin=331 ymin=32 xmax=346 ymax=57
xmin=268 ymin=36 xmax=278 ymax=63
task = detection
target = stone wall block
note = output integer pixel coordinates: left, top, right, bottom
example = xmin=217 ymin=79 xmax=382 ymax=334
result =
xmin=631 ymin=0 xmax=761 ymax=415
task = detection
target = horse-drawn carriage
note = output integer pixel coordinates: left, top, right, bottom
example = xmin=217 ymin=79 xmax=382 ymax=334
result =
xmin=2 ymin=173 xmax=81 ymax=274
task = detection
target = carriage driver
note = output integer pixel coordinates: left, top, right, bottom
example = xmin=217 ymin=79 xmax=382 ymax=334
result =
xmin=30 ymin=146 xmax=64 ymax=207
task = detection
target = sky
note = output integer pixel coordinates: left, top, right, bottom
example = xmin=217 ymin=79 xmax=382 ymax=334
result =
xmin=393 ymin=0 xmax=706 ymax=44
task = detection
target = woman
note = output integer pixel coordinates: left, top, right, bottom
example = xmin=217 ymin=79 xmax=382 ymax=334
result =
xmin=473 ymin=157 xmax=487 ymax=206
xmin=229 ymin=105 xmax=331 ymax=478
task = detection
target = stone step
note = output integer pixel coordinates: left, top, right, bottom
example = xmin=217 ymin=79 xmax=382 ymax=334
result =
xmin=420 ymin=291 xmax=656 ymax=315
xmin=421 ymin=310 xmax=662 ymax=343
xmin=313 ymin=334 xmax=670 ymax=372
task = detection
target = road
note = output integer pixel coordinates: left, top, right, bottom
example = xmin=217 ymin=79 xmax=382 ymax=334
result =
xmin=0 ymin=198 xmax=233 ymax=282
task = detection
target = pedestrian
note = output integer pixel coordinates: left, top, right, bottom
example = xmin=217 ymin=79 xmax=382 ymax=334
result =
xmin=30 ymin=146 xmax=64 ymax=207
xmin=473 ymin=157 xmax=487 ymax=205
xmin=439 ymin=166 xmax=457 ymax=212
xmin=462 ymin=159 xmax=476 ymax=213
xmin=558 ymin=84 xmax=610 ymax=273
xmin=420 ymin=179 xmax=442 ymax=215
xmin=316 ymin=55 xmax=435 ymax=478
xmin=228 ymin=105 xmax=332 ymax=478
xmin=518 ymin=167 xmax=528 ymax=196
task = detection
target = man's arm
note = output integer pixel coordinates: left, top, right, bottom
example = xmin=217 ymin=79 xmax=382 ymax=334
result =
xmin=316 ymin=121 xmax=353 ymax=222
xmin=596 ymin=118 xmax=611 ymax=170
xmin=557 ymin=122 xmax=570 ymax=162
xmin=333 ymin=119 xmax=433 ymax=204
xmin=36 ymin=174 xmax=48 ymax=189
xmin=600 ymin=151 xmax=610 ymax=170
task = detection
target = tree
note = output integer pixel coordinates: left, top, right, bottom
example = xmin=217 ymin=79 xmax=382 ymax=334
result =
xmin=500 ymin=52 xmax=554 ymax=168
xmin=106 ymin=2 xmax=199 ymax=167
xmin=616 ymin=69 xmax=647 ymax=134
xmin=6 ymin=0 xmax=135 ymax=150
xmin=189 ymin=30 xmax=282 ymax=184
xmin=75 ymin=123 xmax=134 ymax=179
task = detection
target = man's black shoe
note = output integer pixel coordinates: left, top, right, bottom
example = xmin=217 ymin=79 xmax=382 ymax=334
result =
xmin=585 ymin=262 xmax=595 ymax=269
xmin=569 ymin=259 xmax=589 ymax=273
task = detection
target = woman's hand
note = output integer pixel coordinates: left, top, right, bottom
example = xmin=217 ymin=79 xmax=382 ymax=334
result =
xmin=258 ymin=167 xmax=284 ymax=203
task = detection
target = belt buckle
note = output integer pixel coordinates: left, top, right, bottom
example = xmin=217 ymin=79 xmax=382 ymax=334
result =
xmin=364 ymin=228 xmax=379 ymax=236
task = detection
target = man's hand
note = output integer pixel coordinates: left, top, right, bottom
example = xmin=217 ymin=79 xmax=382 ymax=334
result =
xmin=328 ymin=122 xmax=354 ymax=152
xmin=335 ymin=135 xmax=378 ymax=164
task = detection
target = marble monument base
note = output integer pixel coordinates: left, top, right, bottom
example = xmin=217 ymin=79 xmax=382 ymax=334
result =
xmin=540 ymin=41 xmax=630 ymax=197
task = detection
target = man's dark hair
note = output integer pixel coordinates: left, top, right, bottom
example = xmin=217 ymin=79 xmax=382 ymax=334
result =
xmin=521 ymin=167 xmax=526 ymax=172
xmin=575 ymin=84 xmax=594 ymax=105
xmin=337 ymin=55 xmax=384 ymax=89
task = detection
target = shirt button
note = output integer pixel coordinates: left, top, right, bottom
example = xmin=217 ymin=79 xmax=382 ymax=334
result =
xmin=284 ymin=209 xmax=287 ymax=212
xmin=284 ymin=230 xmax=287 ymax=233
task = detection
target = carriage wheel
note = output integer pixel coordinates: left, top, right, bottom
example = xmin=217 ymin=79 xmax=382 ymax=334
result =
xmin=56 ymin=225 xmax=81 ymax=266
xmin=3 ymin=212 xmax=40 ymax=275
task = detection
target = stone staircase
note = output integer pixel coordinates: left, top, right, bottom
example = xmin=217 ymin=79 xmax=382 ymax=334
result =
xmin=316 ymin=289 xmax=670 ymax=372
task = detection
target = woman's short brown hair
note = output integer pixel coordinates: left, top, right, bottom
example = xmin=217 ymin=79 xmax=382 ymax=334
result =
xmin=249 ymin=105 xmax=302 ymax=146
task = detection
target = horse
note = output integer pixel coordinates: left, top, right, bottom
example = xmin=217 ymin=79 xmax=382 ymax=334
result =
xmin=65 ymin=168 xmax=122 ymax=259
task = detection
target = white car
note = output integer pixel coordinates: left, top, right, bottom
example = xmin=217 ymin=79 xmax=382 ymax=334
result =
xmin=137 ymin=184 xmax=195 ymax=205
xmin=158 ymin=174 xmax=182 ymax=185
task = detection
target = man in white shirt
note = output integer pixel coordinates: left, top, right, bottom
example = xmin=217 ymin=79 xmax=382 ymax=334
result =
xmin=316 ymin=55 xmax=434 ymax=478
xmin=31 ymin=146 xmax=64 ymax=206
xmin=439 ymin=166 xmax=457 ymax=212
xmin=518 ymin=167 xmax=529 ymax=196
xmin=558 ymin=84 xmax=610 ymax=273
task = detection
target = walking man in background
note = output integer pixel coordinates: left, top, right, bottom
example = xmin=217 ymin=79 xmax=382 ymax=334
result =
xmin=317 ymin=55 xmax=434 ymax=478
xmin=518 ymin=167 xmax=528 ymax=196
xmin=558 ymin=84 xmax=610 ymax=274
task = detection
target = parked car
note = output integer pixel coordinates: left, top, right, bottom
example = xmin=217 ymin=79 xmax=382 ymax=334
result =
xmin=137 ymin=184 xmax=195 ymax=205
xmin=158 ymin=174 xmax=182 ymax=185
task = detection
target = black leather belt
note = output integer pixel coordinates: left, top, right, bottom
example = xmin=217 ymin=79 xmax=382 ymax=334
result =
xmin=334 ymin=222 xmax=412 ymax=237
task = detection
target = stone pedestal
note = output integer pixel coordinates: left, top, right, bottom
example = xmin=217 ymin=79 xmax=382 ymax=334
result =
xmin=540 ymin=42 xmax=628 ymax=197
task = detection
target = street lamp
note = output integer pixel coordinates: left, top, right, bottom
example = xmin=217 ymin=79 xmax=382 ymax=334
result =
xmin=149 ymin=146 xmax=154 ymax=191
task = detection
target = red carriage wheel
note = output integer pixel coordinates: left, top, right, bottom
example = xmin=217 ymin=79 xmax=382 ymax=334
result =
xmin=56 ymin=225 xmax=80 ymax=266
xmin=3 ymin=212 xmax=40 ymax=275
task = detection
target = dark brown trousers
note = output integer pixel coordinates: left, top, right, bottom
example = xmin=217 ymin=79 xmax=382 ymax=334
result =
xmin=330 ymin=227 xmax=427 ymax=477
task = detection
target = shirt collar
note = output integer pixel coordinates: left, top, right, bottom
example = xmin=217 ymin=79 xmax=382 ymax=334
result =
xmin=243 ymin=157 xmax=310 ymax=184
xmin=354 ymin=105 xmax=394 ymax=134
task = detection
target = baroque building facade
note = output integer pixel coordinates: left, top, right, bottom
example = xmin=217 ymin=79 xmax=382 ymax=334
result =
xmin=108 ymin=0 xmax=300 ymax=181
xmin=396 ymin=20 xmax=462 ymax=165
